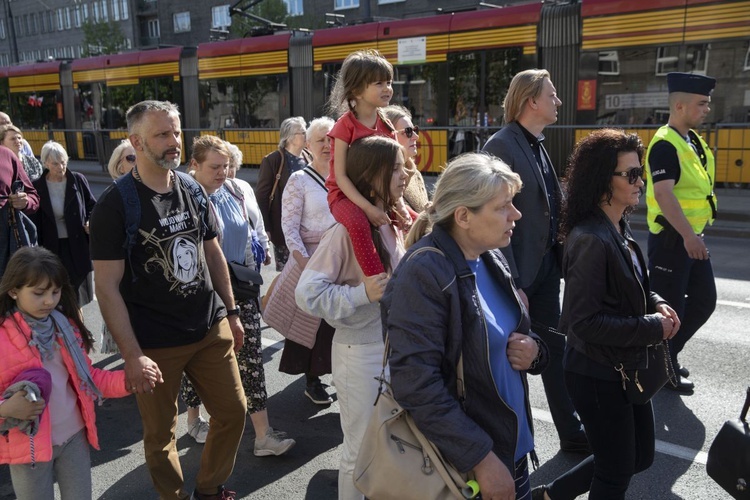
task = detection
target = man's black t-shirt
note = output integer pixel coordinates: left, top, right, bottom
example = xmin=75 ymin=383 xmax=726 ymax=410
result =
xmin=90 ymin=175 xmax=225 ymax=349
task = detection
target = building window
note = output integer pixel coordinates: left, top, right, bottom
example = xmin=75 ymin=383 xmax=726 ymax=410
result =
xmin=147 ymin=18 xmax=160 ymax=38
xmin=284 ymin=0 xmax=303 ymax=16
xmin=211 ymin=5 xmax=231 ymax=28
xmin=685 ymin=44 xmax=709 ymax=75
xmin=64 ymin=7 xmax=71 ymax=29
xmin=0 ymin=19 xmax=5 ymax=40
xmin=598 ymin=51 xmax=620 ymax=76
xmin=29 ymin=13 xmax=38 ymax=35
xmin=655 ymin=46 xmax=679 ymax=76
xmin=121 ymin=0 xmax=129 ymax=20
xmin=93 ymin=2 xmax=100 ymax=22
xmin=74 ymin=6 xmax=82 ymax=27
xmin=335 ymin=0 xmax=359 ymax=8
xmin=82 ymin=4 xmax=89 ymax=22
xmin=100 ymin=0 xmax=108 ymax=21
xmin=378 ymin=0 xmax=404 ymax=3
xmin=173 ymin=12 xmax=191 ymax=33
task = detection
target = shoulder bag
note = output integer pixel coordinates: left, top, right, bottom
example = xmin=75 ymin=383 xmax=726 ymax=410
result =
xmin=706 ymin=386 xmax=750 ymax=499
xmin=353 ymin=246 xmax=473 ymax=500
xmin=616 ymin=341 xmax=677 ymax=405
xmin=268 ymin=149 xmax=286 ymax=203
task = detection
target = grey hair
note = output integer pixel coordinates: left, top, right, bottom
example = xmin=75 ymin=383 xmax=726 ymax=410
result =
xmin=226 ymin=142 xmax=243 ymax=170
xmin=278 ymin=116 xmax=307 ymax=149
xmin=107 ymin=140 xmax=132 ymax=179
xmin=406 ymin=153 xmax=522 ymax=247
xmin=306 ymin=116 xmax=335 ymax=142
xmin=40 ymin=141 xmax=68 ymax=166
xmin=126 ymin=100 xmax=180 ymax=134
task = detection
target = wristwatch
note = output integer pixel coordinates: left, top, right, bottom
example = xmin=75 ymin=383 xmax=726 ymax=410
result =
xmin=226 ymin=307 xmax=241 ymax=317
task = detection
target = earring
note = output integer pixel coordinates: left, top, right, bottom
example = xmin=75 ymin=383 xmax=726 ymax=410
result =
xmin=370 ymin=189 xmax=375 ymax=198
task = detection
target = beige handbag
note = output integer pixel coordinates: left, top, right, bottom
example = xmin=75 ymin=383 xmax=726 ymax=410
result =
xmin=261 ymin=257 xmax=321 ymax=348
xmin=353 ymin=337 xmax=471 ymax=499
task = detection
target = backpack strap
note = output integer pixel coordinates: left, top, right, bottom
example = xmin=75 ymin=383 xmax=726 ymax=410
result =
xmin=224 ymin=178 xmax=252 ymax=229
xmin=175 ymin=171 xmax=208 ymax=240
xmin=113 ymin=172 xmax=140 ymax=282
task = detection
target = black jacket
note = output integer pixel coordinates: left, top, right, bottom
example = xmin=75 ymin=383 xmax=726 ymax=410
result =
xmin=560 ymin=210 xmax=666 ymax=370
xmin=381 ymin=225 xmax=549 ymax=474
xmin=32 ymin=169 xmax=97 ymax=280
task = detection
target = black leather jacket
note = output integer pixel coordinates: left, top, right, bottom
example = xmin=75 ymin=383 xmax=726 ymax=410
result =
xmin=382 ymin=225 xmax=549 ymax=474
xmin=560 ymin=210 xmax=667 ymax=370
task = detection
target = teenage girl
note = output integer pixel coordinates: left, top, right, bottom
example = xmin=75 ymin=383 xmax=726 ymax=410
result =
xmin=0 ymin=247 xmax=159 ymax=500
xmin=326 ymin=49 xmax=413 ymax=278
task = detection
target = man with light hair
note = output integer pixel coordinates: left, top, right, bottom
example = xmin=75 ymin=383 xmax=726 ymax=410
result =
xmin=645 ymin=72 xmax=718 ymax=393
xmin=483 ymin=69 xmax=589 ymax=455
xmin=0 ymin=112 xmax=34 ymax=156
xmin=90 ymin=100 xmax=247 ymax=500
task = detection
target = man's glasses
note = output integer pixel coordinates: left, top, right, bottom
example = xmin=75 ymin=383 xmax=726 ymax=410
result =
xmin=612 ymin=167 xmax=644 ymax=185
xmin=124 ymin=154 xmax=136 ymax=164
xmin=398 ymin=126 xmax=420 ymax=139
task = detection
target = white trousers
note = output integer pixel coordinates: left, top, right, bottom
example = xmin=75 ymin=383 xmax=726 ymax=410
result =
xmin=331 ymin=341 xmax=385 ymax=500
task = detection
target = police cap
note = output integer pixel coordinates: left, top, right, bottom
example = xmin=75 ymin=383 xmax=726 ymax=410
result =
xmin=667 ymin=72 xmax=716 ymax=96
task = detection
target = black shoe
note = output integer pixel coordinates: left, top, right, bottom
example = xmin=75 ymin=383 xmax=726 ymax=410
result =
xmin=676 ymin=364 xmax=690 ymax=378
xmin=305 ymin=382 xmax=333 ymax=405
xmin=531 ymin=486 xmax=548 ymax=500
xmin=560 ymin=432 xmax=592 ymax=455
xmin=665 ymin=374 xmax=694 ymax=393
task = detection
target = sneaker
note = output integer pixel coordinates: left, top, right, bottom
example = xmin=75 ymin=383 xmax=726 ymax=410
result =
xmin=305 ymin=382 xmax=333 ymax=405
xmin=190 ymin=485 xmax=236 ymax=499
xmin=254 ymin=427 xmax=296 ymax=457
xmin=187 ymin=416 xmax=209 ymax=444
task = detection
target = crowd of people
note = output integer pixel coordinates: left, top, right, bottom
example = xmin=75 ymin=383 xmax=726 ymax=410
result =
xmin=0 ymin=48 xmax=720 ymax=500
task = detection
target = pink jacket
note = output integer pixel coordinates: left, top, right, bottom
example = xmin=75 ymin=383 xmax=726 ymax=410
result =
xmin=0 ymin=311 xmax=129 ymax=465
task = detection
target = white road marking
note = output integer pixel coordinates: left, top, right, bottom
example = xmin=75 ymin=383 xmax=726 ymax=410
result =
xmin=261 ymin=337 xmax=285 ymax=350
xmin=717 ymin=299 xmax=750 ymax=309
xmin=531 ymin=407 xmax=708 ymax=465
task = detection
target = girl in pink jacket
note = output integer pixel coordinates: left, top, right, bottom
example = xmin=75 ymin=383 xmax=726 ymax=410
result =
xmin=0 ymin=247 xmax=158 ymax=500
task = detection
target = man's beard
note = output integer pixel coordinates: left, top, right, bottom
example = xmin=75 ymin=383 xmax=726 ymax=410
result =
xmin=142 ymin=141 xmax=180 ymax=171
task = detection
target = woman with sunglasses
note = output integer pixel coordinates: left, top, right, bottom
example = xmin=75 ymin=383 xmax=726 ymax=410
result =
xmin=107 ymin=140 xmax=137 ymax=179
xmin=532 ymin=129 xmax=680 ymax=500
xmin=384 ymin=105 xmax=430 ymax=213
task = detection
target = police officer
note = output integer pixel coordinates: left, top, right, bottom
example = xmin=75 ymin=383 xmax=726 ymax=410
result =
xmin=645 ymin=72 xmax=717 ymax=393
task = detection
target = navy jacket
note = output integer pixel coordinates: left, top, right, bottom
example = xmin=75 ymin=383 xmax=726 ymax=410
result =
xmin=32 ymin=169 xmax=97 ymax=280
xmin=382 ymin=225 xmax=548 ymax=474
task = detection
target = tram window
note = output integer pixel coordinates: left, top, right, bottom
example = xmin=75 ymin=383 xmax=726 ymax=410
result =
xmin=655 ymin=46 xmax=679 ymax=75
xmin=198 ymin=75 xmax=284 ymax=129
xmin=599 ymin=51 xmax=620 ymax=76
xmin=391 ymin=64 xmax=440 ymax=129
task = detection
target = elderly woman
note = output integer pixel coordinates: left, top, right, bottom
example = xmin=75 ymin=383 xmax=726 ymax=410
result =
xmin=0 ymin=125 xmax=43 ymax=181
xmin=383 ymin=105 xmax=430 ymax=213
xmin=107 ymin=139 xmax=137 ymax=179
xmin=296 ymin=135 xmax=408 ymax=500
xmin=180 ymin=135 xmax=295 ymax=456
xmin=532 ymin=130 xmax=680 ymax=500
xmin=383 ymin=153 xmax=549 ymax=500
xmin=278 ymin=117 xmax=337 ymax=405
xmin=256 ymin=116 xmax=311 ymax=271
xmin=31 ymin=141 xmax=96 ymax=306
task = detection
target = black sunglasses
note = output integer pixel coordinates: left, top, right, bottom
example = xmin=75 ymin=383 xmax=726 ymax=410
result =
xmin=124 ymin=154 xmax=136 ymax=163
xmin=612 ymin=167 xmax=644 ymax=185
xmin=398 ymin=126 xmax=420 ymax=138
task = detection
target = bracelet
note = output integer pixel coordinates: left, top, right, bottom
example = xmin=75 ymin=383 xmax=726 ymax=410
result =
xmin=226 ymin=307 xmax=241 ymax=317
xmin=529 ymin=339 xmax=542 ymax=370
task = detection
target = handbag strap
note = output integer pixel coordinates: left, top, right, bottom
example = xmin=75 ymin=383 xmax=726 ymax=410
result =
xmin=741 ymin=387 xmax=750 ymax=422
xmin=268 ymin=149 xmax=286 ymax=203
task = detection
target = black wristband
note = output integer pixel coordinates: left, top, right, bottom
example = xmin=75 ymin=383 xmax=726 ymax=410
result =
xmin=226 ymin=307 xmax=241 ymax=317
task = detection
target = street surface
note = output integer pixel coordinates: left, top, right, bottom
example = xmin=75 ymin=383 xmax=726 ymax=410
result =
xmin=0 ymin=168 xmax=747 ymax=499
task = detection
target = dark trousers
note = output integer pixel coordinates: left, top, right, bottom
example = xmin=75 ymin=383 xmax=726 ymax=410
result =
xmin=647 ymin=232 xmax=716 ymax=367
xmin=525 ymin=249 xmax=582 ymax=441
xmin=547 ymin=372 xmax=655 ymax=500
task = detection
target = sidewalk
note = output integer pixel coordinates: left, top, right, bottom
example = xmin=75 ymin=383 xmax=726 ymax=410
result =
xmin=68 ymin=160 xmax=750 ymax=239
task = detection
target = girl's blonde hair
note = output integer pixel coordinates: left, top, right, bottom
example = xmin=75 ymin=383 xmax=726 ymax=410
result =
xmin=327 ymin=49 xmax=394 ymax=119
xmin=0 ymin=247 xmax=93 ymax=351
xmin=406 ymin=153 xmax=522 ymax=248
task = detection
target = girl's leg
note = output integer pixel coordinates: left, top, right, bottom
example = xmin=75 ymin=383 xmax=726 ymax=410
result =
xmin=54 ymin=429 xmax=93 ymax=500
xmin=179 ymin=373 xmax=208 ymax=443
xmin=9 ymin=458 xmax=55 ymax=499
xmin=330 ymin=197 xmax=385 ymax=276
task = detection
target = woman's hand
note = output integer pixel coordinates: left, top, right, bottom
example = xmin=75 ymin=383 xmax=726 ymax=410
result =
xmin=8 ymin=192 xmax=28 ymax=210
xmin=656 ymin=303 xmax=680 ymax=340
xmin=506 ymin=333 xmax=538 ymax=370
xmin=0 ymin=391 xmax=45 ymax=420
xmin=263 ymin=252 xmax=272 ymax=266
xmin=363 ymin=273 xmax=389 ymax=303
xmin=365 ymin=205 xmax=390 ymax=227
xmin=472 ymin=451 xmax=515 ymax=500
xmin=292 ymin=250 xmax=309 ymax=269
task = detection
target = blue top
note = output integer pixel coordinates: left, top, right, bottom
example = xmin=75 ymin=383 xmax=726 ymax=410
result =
xmin=209 ymin=186 xmax=248 ymax=265
xmin=467 ymin=257 xmax=533 ymax=461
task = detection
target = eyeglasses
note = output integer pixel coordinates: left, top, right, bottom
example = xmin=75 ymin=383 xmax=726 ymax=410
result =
xmin=124 ymin=154 xmax=136 ymax=164
xmin=612 ymin=167 xmax=644 ymax=185
xmin=398 ymin=126 xmax=420 ymax=138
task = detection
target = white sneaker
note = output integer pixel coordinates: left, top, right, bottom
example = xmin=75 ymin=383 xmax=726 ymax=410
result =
xmin=187 ymin=416 xmax=209 ymax=444
xmin=254 ymin=427 xmax=295 ymax=456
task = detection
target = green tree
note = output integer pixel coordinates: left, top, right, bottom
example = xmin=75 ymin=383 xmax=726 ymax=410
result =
xmin=82 ymin=20 xmax=126 ymax=57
